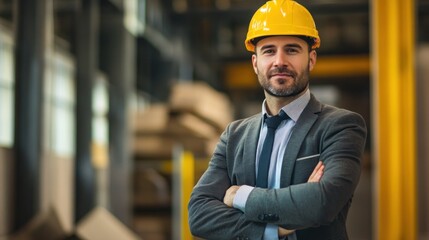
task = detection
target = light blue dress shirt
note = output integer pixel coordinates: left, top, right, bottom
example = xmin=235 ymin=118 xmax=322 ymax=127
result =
xmin=233 ymin=89 xmax=311 ymax=240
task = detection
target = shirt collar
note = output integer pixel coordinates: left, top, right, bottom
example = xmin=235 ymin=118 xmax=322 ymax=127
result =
xmin=261 ymin=88 xmax=311 ymax=122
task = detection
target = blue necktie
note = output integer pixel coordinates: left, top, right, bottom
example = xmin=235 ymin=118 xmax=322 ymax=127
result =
xmin=256 ymin=110 xmax=288 ymax=188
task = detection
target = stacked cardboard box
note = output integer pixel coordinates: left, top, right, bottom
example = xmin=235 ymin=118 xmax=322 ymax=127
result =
xmin=168 ymin=82 xmax=233 ymax=132
xmin=133 ymin=82 xmax=233 ymax=159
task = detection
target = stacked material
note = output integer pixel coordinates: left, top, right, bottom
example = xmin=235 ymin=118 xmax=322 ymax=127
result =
xmin=133 ymin=82 xmax=233 ymax=159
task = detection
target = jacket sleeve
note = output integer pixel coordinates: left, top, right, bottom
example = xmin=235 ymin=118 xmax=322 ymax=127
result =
xmin=188 ymin=124 xmax=266 ymax=240
xmin=243 ymin=111 xmax=367 ymax=229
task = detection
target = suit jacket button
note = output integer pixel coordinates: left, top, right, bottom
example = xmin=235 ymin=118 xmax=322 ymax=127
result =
xmin=266 ymin=213 xmax=279 ymax=222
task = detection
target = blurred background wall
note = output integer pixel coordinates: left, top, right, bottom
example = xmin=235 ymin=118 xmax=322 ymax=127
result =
xmin=0 ymin=0 xmax=428 ymax=239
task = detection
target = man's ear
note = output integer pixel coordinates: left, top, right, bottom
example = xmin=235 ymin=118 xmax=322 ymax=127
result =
xmin=252 ymin=54 xmax=258 ymax=74
xmin=309 ymin=50 xmax=317 ymax=71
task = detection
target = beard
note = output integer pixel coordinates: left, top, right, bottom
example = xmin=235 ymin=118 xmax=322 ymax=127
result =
xmin=258 ymin=64 xmax=310 ymax=98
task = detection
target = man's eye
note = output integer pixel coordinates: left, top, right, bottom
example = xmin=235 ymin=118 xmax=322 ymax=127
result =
xmin=263 ymin=49 xmax=274 ymax=54
xmin=287 ymin=48 xmax=299 ymax=54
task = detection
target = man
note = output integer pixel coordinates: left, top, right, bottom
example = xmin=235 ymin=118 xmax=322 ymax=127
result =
xmin=188 ymin=0 xmax=367 ymax=239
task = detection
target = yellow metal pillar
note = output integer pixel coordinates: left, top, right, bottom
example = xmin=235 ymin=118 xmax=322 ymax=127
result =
xmin=372 ymin=0 xmax=417 ymax=239
xmin=180 ymin=151 xmax=195 ymax=240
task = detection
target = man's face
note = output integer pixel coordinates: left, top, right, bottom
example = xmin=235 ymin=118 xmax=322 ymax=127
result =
xmin=252 ymin=36 xmax=317 ymax=98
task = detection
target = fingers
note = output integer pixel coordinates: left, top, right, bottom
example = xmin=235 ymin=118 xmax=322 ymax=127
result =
xmin=308 ymin=161 xmax=324 ymax=183
xmin=278 ymin=227 xmax=295 ymax=237
xmin=308 ymin=161 xmax=322 ymax=180
xmin=223 ymin=185 xmax=239 ymax=207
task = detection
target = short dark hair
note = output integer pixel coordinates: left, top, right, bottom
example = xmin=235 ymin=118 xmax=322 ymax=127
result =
xmin=295 ymin=35 xmax=315 ymax=51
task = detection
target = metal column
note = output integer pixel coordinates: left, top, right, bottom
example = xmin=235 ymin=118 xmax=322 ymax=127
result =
xmin=100 ymin=9 xmax=136 ymax=225
xmin=74 ymin=0 xmax=99 ymax=222
xmin=372 ymin=0 xmax=417 ymax=239
xmin=13 ymin=0 xmax=51 ymax=231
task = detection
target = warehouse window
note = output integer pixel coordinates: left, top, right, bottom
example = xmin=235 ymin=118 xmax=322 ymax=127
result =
xmin=92 ymin=73 xmax=109 ymax=207
xmin=45 ymin=49 xmax=75 ymax=156
xmin=92 ymin=73 xmax=109 ymax=168
xmin=0 ymin=25 xmax=14 ymax=147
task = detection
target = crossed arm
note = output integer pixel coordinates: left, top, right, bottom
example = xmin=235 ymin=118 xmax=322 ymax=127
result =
xmin=188 ymin=111 xmax=366 ymax=239
xmin=223 ymin=161 xmax=325 ymax=238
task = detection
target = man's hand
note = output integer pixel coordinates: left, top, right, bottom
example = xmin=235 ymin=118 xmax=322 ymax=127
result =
xmin=279 ymin=161 xmax=324 ymax=237
xmin=308 ymin=161 xmax=324 ymax=182
xmin=223 ymin=185 xmax=240 ymax=207
xmin=223 ymin=161 xmax=325 ymax=237
xmin=279 ymin=227 xmax=295 ymax=237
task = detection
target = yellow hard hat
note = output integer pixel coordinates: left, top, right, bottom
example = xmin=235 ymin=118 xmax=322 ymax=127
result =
xmin=245 ymin=0 xmax=320 ymax=52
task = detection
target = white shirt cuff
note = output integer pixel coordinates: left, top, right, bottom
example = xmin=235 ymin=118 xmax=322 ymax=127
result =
xmin=232 ymin=185 xmax=254 ymax=212
xmin=264 ymin=224 xmax=280 ymax=240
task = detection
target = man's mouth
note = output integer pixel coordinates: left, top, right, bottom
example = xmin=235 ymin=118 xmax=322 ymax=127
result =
xmin=269 ymin=68 xmax=295 ymax=79
xmin=270 ymin=72 xmax=294 ymax=79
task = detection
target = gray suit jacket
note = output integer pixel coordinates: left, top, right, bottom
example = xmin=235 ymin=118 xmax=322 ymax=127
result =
xmin=188 ymin=95 xmax=367 ymax=240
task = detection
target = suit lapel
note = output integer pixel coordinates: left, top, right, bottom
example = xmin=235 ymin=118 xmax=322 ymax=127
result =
xmin=280 ymin=95 xmax=322 ymax=187
xmin=242 ymin=115 xmax=262 ymax=186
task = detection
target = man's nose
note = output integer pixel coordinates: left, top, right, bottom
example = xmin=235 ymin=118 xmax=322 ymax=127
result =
xmin=273 ymin=52 xmax=288 ymax=67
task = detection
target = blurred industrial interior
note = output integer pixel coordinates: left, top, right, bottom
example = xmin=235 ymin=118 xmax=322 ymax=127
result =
xmin=0 ymin=0 xmax=429 ymax=239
